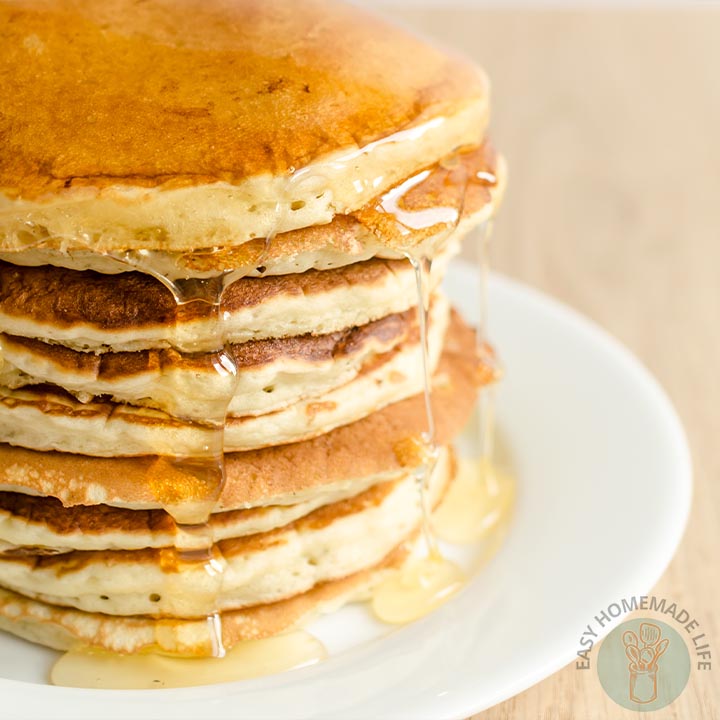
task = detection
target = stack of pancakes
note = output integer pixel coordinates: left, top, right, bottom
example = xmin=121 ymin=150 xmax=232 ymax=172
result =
xmin=0 ymin=0 xmax=504 ymax=657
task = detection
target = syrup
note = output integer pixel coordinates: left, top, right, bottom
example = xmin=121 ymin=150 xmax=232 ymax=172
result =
xmin=109 ymin=263 xmax=242 ymax=657
xmin=50 ymin=631 xmax=326 ymax=689
xmin=432 ymin=457 xmax=514 ymax=545
xmin=368 ymin=145 xmax=470 ymax=621
xmin=370 ymin=180 xmax=510 ymax=625
xmin=371 ymin=548 xmax=464 ymax=624
xmin=370 ymin=252 xmax=465 ymax=622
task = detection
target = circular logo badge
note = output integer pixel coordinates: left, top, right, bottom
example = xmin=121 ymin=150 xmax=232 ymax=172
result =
xmin=597 ymin=618 xmax=691 ymax=711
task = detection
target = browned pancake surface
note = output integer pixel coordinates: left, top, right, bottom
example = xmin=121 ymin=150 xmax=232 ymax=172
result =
xmin=0 ymin=0 xmax=486 ymax=199
xmin=0 ymin=256 xmax=404 ymax=331
xmin=173 ymin=143 xmax=500 ymax=269
xmin=3 ymin=476 xmax=398 ymax=571
xmin=0 ymin=143 xmax=498 ymax=331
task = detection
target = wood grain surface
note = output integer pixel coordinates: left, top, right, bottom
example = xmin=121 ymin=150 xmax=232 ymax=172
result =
xmin=380 ymin=6 xmax=720 ymax=718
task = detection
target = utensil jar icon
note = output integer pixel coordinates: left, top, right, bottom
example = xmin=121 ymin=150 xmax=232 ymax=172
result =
xmin=629 ymin=664 xmax=658 ymax=704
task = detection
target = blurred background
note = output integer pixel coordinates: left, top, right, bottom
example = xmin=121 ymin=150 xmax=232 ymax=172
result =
xmin=364 ymin=2 xmax=719 ymax=719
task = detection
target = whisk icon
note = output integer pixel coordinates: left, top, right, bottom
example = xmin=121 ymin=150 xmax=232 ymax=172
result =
xmin=622 ymin=623 xmax=670 ymax=704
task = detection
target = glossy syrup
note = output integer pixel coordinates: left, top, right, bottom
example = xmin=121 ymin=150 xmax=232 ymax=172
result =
xmin=51 ymin=631 xmax=326 ymax=689
xmin=49 ymin=171 xmax=331 ymax=683
xmin=118 ymin=266 xmax=241 ymax=656
xmin=432 ymin=456 xmax=514 ymax=546
xmin=371 ymin=180 xmax=513 ymax=625
xmin=371 ymin=252 xmax=466 ymax=624
xmin=103 ymin=167 xmax=328 ymax=656
xmin=370 ymin=153 xmax=469 ymax=623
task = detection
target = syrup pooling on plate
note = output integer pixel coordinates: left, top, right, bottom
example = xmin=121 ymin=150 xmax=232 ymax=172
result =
xmin=51 ymin=630 xmax=326 ymax=689
xmin=432 ymin=457 xmax=515 ymax=545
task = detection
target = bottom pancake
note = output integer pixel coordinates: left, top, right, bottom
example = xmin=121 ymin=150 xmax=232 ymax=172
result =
xmin=0 ymin=543 xmax=410 ymax=657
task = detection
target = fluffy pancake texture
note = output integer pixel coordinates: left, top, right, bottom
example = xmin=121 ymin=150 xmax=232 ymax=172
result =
xmin=0 ymin=474 xmax=385 ymax=553
xmin=0 ymin=143 xmax=504 ymax=277
xmin=0 ymin=249 xmax=456 ymax=352
xmin=0 ymin=0 xmax=490 ymax=252
xmin=0 ymin=544 xmax=409 ymax=656
xmin=0 ymin=306 xmax=420 ymax=418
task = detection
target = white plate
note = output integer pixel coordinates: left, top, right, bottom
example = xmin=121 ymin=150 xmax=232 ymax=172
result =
xmin=1 ymin=262 xmax=691 ymax=720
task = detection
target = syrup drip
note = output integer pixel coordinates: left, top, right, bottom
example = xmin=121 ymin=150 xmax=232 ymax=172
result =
xmin=371 ymin=252 xmax=466 ymax=624
xmin=369 ymin=153 xmax=470 ymax=623
xmin=371 ymin=172 xmax=509 ymax=626
xmin=108 ymin=258 xmax=248 ymax=657
xmin=50 ymin=631 xmax=326 ymax=689
xmin=431 ymin=218 xmax=514 ymax=547
xmin=87 ymin=171 xmax=317 ymax=661
xmin=371 ymin=549 xmax=464 ymax=624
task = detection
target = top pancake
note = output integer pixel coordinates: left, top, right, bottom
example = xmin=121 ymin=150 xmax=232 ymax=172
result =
xmin=0 ymin=0 xmax=490 ymax=252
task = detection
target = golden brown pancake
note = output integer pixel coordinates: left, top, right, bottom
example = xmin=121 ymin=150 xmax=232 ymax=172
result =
xmin=0 ymin=0 xmax=490 ymax=252
xmin=0 ymin=0 xmax=487 ymax=197
xmin=0 ymin=310 xmax=483 ymax=511
xmin=0 ymin=249 xmax=456 ymax=352
xmin=0 ymin=298 xmax=450 ymax=455
xmin=0 ymin=0 xmax=507 ymax=665
xmin=0 ymin=465 xmax=391 ymax=552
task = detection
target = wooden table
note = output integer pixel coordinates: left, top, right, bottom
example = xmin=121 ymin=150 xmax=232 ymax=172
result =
xmin=379 ymin=6 xmax=720 ymax=718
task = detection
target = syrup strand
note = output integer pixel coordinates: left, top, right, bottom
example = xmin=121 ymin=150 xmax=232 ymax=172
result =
xmin=163 ymin=278 xmax=237 ymax=658
xmin=405 ymin=252 xmax=440 ymax=557
xmin=430 ymin=219 xmax=515 ymax=546
xmin=110 ymin=259 xmax=240 ymax=658
xmin=372 ymin=153 xmax=472 ymax=626
xmin=475 ymin=220 xmax=495 ymax=464
xmin=371 ymin=250 xmax=466 ymax=626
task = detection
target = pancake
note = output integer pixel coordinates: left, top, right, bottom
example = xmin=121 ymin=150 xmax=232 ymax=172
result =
xmin=0 ymin=144 xmax=505 ymax=279
xmin=0 ymin=309 xmax=483 ymax=511
xmin=0 ymin=303 xmax=424 ymax=418
xmin=0 ymin=543 xmax=410 ymax=656
xmin=0 ymin=0 xmax=489 ymax=252
xmin=0 ymin=247 xmax=456 ymax=353
xmin=0 ymin=297 xmax=449 ymax=456
xmin=0 ymin=467 xmax=395 ymax=553
xmin=0 ymin=448 xmax=452 ymax=618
